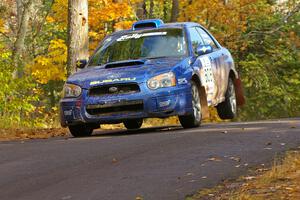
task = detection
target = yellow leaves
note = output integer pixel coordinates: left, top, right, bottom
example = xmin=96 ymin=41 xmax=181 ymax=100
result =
xmin=27 ymin=39 xmax=67 ymax=84
xmin=0 ymin=19 xmax=3 ymax=30
xmin=0 ymin=19 xmax=6 ymax=33
xmin=48 ymin=0 xmax=138 ymax=53
xmin=89 ymin=0 xmax=134 ymax=26
xmin=51 ymin=0 xmax=68 ymax=28
xmin=0 ymin=51 xmax=11 ymax=59
xmin=179 ymin=0 xmax=268 ymax=51
xmin=46 ymin=16 xmax=55 ymax=23
xmin=35 ymin=57 xmax=50 ymax=66
xmin=88 ymin=0 xmax=137 ymax=50
xmin=114 ymin=21 xmax=133 ymax=31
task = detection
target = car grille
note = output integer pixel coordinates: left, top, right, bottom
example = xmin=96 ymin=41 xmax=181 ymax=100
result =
xmin=89 ymin=83 xmax=140 ymax=96
xmin=86 ymin=100 xmax=144 ymax=116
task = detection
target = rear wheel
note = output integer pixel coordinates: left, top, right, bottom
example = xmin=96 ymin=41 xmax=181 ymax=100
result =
xmin=216 ymin=78 xmax=237 ymax=119
xmin=179 ymin=81 xmax=202 ymax=128
xmin=123 ymin=119 xmax=143 ymax=130
xmin=68 ymin=124 xmax=94 ymax=137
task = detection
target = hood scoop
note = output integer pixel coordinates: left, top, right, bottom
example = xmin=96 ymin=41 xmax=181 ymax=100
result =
xmin=105 ymin=60 xmax=145 ymax=69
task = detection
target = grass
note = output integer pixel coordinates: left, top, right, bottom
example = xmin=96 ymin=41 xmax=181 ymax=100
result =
xmin=187 ymin=150 xmax=300 ymax=200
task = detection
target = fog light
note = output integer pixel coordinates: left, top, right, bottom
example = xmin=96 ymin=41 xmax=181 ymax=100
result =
xmin=159 ymin=100 xmax=171 ymax=107
xmin=64 ymin=110 xmax=72 ymax=116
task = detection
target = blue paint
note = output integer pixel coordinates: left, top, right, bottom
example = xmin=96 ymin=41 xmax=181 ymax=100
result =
xmin=132 ymin=19 xmax=164 ymax=30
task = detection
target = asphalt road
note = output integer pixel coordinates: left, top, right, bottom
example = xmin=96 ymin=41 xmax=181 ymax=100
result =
xmin=0 ymin=119 xmax=299 ymax=200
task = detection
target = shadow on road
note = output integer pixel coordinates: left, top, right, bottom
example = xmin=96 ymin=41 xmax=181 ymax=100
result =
xmin=67 ymin=118 xmax=300 ymax=140
xmin=82 ymin=125 xmax=183 ymax=139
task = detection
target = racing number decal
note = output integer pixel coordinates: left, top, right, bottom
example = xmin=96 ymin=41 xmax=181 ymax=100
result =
xmin=199 ymin=56 xmax=215 ymax=105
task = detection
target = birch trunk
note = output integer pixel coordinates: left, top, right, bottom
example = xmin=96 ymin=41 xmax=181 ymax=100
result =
xmin=12 ymin=0 xmax=33 ymax=78
xmin=67 ymin=0 xmax=89 ymax=76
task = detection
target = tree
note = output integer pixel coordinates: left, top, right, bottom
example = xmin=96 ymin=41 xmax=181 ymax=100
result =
xmin=12 ymin=0 xmax=33 ymax=78
xmin=138 ymin=2 xmax=146 ymax=19
xmin=149 ymin=0 xmax=154 ymax=18
xmin=170 ymin=0 xmax=178 ymax=22
xmin=67 ymin=0 xmax=89 ymax=76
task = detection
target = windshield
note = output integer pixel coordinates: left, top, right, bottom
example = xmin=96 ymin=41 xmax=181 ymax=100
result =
xmin=88 ymin=28 xmax=187 ymax=66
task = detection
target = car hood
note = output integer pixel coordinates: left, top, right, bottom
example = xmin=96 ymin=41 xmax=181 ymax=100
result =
xmin=67 ymin=57 xmax=185 ymax=88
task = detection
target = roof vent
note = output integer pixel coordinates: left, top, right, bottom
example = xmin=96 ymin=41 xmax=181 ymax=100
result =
xmin=132 ymin=19 xmax=164 ymax=30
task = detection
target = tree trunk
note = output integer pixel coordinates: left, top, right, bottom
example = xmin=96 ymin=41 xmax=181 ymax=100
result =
xmin=16 ymin=0 xmax=23 ymax=30
xmin=149 ymin=0 xmax=154 ymax=18
xmin=136 ymin=0 xmax=146 ymax=20
xmin=163 ymin=0 xmax=168 ymax=21
xmin=170 ymin=0 xmax=179 ymax=22
xmin=12 ymin=0 xmax=33 ymax=78
xmin=67 ymin=0 xmax=89 ymax=76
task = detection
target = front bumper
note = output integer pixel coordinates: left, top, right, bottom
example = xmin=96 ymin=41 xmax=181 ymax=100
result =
xmin=60 ymin=83 xmax=193 ymax=127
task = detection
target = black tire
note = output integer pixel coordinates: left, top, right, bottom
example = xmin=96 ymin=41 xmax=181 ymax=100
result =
xmin=216 ymin=78 xmax=237 ymax=119
xmin=123 ymin=119 xmax=143 ymax=130
xmin=68 ymin=124 xmax=94 ymax=137
xmin=179 ymin=80 xmax=202 ymax=128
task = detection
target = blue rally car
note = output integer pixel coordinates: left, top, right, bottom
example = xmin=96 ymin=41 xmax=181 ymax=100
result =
xmin=60 ymin=19 xmax=245 ymax=137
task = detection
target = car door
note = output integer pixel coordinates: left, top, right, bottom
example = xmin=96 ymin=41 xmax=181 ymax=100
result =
xmin=188 ymin=26 xmax=219 ymax=106
xmin=195 ymin=27 xmax=228 ymax=105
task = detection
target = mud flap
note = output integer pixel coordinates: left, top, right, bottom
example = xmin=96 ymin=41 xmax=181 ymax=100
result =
xmin=199 ymin=86 xmax=210 ymax=119
xmin=234 ymin=78 xmax=246 ymax=106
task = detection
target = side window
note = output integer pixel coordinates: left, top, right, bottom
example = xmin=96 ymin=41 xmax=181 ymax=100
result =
xmin=196 ymin=27 xmax=218 ymax=50
xmin=188 ymin=27 xmax=205 ymax=53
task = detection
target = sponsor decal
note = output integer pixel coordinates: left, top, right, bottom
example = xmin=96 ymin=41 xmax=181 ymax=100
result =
xmin=116 ymin=32 xmax=167 ymax=42
xmin=199 ymin=56 xmax=214 ymax=85
xmin=199 ymin=56 xmax=215 ymax=105
xmin=178 ymin=78 xmax=188 ymax=85
xmin=76 ymin=60 xmax=82 ymax=67
xmin=90 ymin=77 xmax=137 ymax=86
xmin=199 ymin=46 xmax=211 ymax=53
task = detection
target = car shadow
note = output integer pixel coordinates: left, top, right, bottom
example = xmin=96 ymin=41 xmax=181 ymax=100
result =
xmin=91 ymin=125 xmax=183 ymax=138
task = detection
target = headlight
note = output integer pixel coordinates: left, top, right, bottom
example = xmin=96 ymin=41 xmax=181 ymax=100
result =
xmin=62 ymin=83 xmax=82 ymax=98
xmin=147 ymin=72 xmax=176 ymax=90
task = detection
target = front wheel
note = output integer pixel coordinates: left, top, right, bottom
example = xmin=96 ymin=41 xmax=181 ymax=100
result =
xmin=179 ymin=81 xmax=202 ymax=128
xmin=68 ymin=124 xmax=94 ymax=137
xmin=216 ymin=78 xmax=237 ymax=119
xmin=123 ymin=119 xmax=143 ymax=130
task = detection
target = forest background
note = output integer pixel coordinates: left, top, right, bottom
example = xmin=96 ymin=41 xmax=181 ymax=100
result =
xmin=0 ymin=0 xmax=299 ymax=129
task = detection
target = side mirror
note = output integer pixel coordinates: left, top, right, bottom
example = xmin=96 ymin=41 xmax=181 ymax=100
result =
xmin=196 ymin=45 xmax=213 ymax=56
xmin=76 ymin=59 xmax=88 ymax=69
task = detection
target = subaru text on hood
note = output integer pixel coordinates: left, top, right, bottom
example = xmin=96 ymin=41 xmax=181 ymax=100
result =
xmin=60 ymin=19 xmax=245 ymax=137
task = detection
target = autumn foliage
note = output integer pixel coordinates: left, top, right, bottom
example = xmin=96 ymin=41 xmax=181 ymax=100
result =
xmin=0 ymin=0 xmax=299 ymax=128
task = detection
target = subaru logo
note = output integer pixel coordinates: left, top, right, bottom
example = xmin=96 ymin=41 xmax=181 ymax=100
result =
xmin=108 ymin=86 xmax=118 ymax=93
